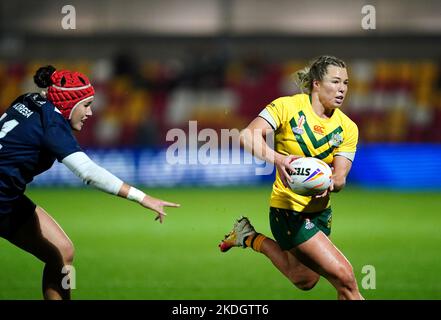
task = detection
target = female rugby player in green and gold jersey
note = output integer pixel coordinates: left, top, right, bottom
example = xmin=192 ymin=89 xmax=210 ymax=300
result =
xmin=220 ymin=56 xmax=363 ymax=300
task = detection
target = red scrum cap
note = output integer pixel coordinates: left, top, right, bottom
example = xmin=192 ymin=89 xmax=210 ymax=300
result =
xmin=46 ymin=69 xmax=95 ymax=119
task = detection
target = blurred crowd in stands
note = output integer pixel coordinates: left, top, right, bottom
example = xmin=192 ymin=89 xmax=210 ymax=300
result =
xmin=1 ymin=54 xmax=441 ymax=147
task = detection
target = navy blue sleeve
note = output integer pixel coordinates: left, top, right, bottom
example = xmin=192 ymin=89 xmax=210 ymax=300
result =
xmin=42 ymin=112 xmax=82 ymax=161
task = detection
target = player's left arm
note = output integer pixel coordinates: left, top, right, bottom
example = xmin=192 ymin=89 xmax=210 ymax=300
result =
xmin=331 ymin=155 xmax=353 ymax=192
xmin=43 ymin=115 xmax=179 ymax=223
xmin=331 ymin=119 xmax=358 ymax=193
xmin=314 ymin=155 xmax=352 ymax=198
xmin=62 ymin=151 xmax=179 ymax=223
xmin=316 ymin=120 xmax=358 ymax=198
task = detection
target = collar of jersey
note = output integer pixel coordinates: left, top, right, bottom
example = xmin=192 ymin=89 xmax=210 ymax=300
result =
xmin=306 ymin=94 xmax=337 ymax=124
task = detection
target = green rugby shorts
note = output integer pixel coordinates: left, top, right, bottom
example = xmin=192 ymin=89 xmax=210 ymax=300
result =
xmin=269 ymin=207 xmax=332 ymax=250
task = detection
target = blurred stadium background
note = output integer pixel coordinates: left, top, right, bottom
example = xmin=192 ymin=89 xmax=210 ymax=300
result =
xmin=0 ymin=0 xmax=440 ymax=299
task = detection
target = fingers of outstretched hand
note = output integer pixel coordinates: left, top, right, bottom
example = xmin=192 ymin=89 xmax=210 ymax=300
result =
xmin=162 ymin=201 xmax=180 ymax=208
xmin=146 ymin=198 xmax=180 ymax=223
xmin=154 ymin=210 xmax=166 ymax=223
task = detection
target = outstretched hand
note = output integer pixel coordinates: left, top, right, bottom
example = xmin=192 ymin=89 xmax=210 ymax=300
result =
xmin=140 ymin=195 xmax=180 ymax=223
xmin=275 ymin=154 xmax=300 ymax=188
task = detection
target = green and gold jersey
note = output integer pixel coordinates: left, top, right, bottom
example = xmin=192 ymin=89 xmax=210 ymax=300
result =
xmin=259 ymin=93 xmax=358 ymax=213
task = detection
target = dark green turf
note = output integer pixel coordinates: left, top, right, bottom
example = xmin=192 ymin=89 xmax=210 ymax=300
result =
xmin=1 ymin=186 xmax=440 ymax=300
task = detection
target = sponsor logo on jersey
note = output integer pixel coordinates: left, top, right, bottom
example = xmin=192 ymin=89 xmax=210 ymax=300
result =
xmin=313 ymin=125 xmax=325 ymax=135
xmin=30 ymin=94 xmax=47 ymax=106
xmin=292 ymin=115 xmax=305 ymax=135
xmin=305 ymin=219 xmax=315 ymax=230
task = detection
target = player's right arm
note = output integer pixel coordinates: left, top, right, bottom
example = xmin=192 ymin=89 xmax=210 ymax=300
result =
xmin=240 ymin=116 xmax=298 ymax=188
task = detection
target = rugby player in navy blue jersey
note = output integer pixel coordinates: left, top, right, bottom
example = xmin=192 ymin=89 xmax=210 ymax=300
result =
xmin=0 ymin=65 xmax=180 ymax=300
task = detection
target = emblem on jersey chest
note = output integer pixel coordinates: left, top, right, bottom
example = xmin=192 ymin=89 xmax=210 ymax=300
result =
xmin=329 ymin=133 xmax=343 ymax=147
xmin=29 ymin=94 xmax=46 ymax=106
xmin=292 ymin=115 xmax=305 ymax=135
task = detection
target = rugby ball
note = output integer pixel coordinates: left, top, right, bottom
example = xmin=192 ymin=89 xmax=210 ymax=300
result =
xmin=288 ymin=157 xmax=332 ymax=196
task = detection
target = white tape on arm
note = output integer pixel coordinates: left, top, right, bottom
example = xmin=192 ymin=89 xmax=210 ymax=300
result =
xmin=127 ymin=187 xmax=146 ymax=203
xmin=62 ymin=151 xmax=124 ymax=195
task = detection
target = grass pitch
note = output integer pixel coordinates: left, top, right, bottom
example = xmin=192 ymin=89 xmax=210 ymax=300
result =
xmin=1 ymin=186 xmax=440 ymax=300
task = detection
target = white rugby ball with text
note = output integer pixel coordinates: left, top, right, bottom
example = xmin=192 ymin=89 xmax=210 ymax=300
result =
xmin=288 ymin=157 xmax=332 ymax=196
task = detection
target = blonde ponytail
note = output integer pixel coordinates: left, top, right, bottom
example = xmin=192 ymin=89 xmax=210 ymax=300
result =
xmin=295 ymin=66 xmax=312 ymax=94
